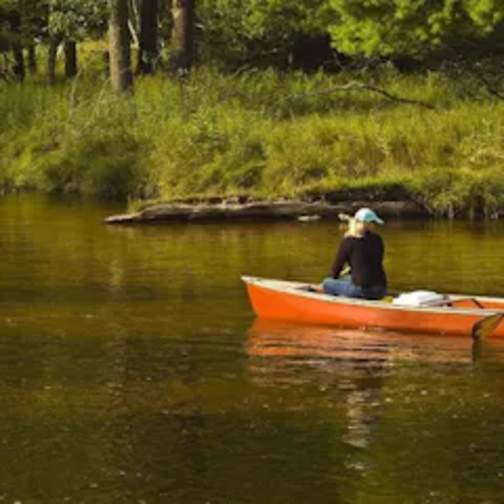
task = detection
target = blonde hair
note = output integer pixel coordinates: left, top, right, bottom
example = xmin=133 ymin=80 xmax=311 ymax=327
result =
xmin=339 ymin=213 xmax=369 ymax=238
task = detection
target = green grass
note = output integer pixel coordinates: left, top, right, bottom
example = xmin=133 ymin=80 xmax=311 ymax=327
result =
xmin=1 ymin=65 xmax=504 ymax=216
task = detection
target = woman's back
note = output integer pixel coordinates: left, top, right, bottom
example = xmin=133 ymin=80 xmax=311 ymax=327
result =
xmin=334 ymin=231 xmax=386 ymax=289
xmin=323 ymin=208 xmax=387 ymax=300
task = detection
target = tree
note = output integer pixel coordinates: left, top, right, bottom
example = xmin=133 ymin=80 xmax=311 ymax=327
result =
xmin=47 ymin=34 xmax=60 ymax=84
xmin=64 ymin=39 xmax=76 ymax=76
xmin=138 ymin=0 xmax=158 ymax=74
xmin=109 ymin=0 xmax=133 ymax=92
xmin=197 ymin=0 xmax=333 ymax=68
xmin=0 ymin=0 xmax=28 ymax=81
xmin=328 ymin=0 xmax=504 ymax=58
xmin=46 ymin=0 xmax=108 ymax=82
xmin=10 ymin=5 xmax=24 ymax=81
xmin=169 ymin=0 xmax=195 ymax=73
xmin=27 ymin=42 xmax=36 ymax=73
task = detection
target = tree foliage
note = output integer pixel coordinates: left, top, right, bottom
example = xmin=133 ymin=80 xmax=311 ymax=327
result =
xmin=198 ymin=0 xmax=334 ymax=65
xmin=0 ymin=0 xmax=107 ymax=46
xmin=46 ymin=0 xmax=108 ymax=41
xmin=328 ymin=0 xmax=504 ymax=57
xmin=1 ymin=0 xmax=504 ymax=83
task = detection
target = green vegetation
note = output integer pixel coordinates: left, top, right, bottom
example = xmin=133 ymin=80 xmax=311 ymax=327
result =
xmin=329 ymin=0 xmax=504 ymax=57
xmin=1 ymin=0 xmax=504 ymax=217
xmin=2 ymin=66 xmax=504 ymax=216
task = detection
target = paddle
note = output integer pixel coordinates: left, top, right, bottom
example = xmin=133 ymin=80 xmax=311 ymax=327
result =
xmin=471 ymin=313 xmax=504 ymax=341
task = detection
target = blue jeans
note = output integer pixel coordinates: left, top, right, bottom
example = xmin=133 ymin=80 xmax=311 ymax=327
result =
xmin=322 ymin=277 xmax=386 ymax=300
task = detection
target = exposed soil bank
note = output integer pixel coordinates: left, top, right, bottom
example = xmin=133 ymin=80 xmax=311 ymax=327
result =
xmin=104 ymin=199 xmax=427 ymax=224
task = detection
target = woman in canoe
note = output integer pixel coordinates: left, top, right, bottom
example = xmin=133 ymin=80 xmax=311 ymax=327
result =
xmin=322 ymin=208 xmax=387 ymax=300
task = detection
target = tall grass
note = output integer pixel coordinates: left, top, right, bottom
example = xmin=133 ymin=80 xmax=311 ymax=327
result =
xmin=1 ymin=67 xmax=504 ymax=216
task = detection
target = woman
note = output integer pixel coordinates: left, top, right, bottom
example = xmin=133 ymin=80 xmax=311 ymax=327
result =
xmin=322 ymin=208 xmax=387 ymax=300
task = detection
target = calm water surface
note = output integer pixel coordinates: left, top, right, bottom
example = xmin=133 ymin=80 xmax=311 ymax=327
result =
xmin=1 ymin=194 xmax=504 ymax=504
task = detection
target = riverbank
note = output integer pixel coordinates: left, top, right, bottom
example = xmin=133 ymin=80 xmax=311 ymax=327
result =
xmin=2 ymin=68 xmax=504 ymax=218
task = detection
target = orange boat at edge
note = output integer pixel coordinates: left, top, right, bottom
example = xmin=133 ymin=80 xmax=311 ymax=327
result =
xmin=242 ymin=276 xmax=504 ymax=338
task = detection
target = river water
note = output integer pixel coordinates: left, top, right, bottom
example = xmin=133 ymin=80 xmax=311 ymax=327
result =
xmin=1 ymin=194 xmax=504 ymax=504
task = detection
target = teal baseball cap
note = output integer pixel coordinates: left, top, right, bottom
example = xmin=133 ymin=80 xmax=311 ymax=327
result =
xmin=354 ymin=207 xmax=384 ymax=225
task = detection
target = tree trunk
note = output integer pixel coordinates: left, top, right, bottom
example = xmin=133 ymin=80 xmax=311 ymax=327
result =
xmin=47 ymin=37 xmax=60 ymax=85
xmin=12 ymin=44 xmax=25 ymax=82
xmin=138 ymin=0 xmax=159 ymax=74
xmin=109 ymin=0 xmax=133 ymax=92
xmin=169 ymin=0 xmax=195 ymax=74
xmin=28 ymin=44 xmax=37 ymax=74
xmin=10 ymin=11 xmax=25 ymax=82
xmin=103 ymin=50 xmax=110 ymax=78
xmin=64 ymin=40 xmax=78 ymax=78
xmin=128 ymin=0 xmax=140 ymax=34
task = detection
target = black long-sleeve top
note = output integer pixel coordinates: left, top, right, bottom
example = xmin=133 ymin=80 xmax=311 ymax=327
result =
xmin=332 ymin=231 xmax=387 ymax=288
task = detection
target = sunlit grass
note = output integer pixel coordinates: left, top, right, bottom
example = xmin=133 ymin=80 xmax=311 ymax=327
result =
xmin=1 ymin=66 xmax=504 ymax=215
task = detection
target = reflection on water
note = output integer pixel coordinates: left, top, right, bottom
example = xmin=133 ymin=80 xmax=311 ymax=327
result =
xmin=0 ymin=195 xmax=504 ymax=503
xmin=248 ymin=319 xmax=504 ymax=459
xmin=247 ymin=318 xmax=504 ymax=369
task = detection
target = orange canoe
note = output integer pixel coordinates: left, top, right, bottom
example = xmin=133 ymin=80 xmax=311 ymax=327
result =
xmin=242 ymin=276 xmax=504 ymax=338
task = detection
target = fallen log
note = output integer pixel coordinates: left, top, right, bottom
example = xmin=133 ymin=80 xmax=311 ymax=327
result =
xmin=104 ymin=200 xmax=428 ymax=224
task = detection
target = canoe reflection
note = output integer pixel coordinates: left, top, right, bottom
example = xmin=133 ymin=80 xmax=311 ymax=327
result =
xmin=247 ymin=318 xmax=504 ymax=366
xmin=246 ymin=319 xmax=504 ymax=455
